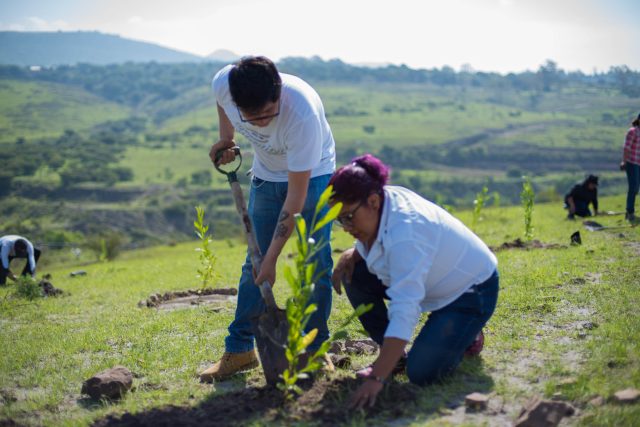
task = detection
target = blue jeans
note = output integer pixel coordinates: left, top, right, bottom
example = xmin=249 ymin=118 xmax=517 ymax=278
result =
xmin=626 ymin=162 xmax=640 ymax=215
xmin=225 ymin=174 xmax=333 ymax=353
xmin=344 ymin=261 xmax=499 ymax=385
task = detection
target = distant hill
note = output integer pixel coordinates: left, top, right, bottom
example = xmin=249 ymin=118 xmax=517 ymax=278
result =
xmin=0 ymin=31 xmax=204 ymax=66
xmin=206 ymin=49 xmax=240 ymax=63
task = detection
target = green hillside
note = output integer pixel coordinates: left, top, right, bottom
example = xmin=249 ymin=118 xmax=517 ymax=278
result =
xmin=0 ymin=79 xmax=130 ymax=143
xmin=0 ymin=59 xmax=638 ymax=249
xmin=1 ymin=195 xmax=638 ymax=425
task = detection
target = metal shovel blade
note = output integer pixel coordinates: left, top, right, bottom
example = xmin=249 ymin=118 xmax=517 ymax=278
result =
xmin=252 ymin=305 xmax=289 ymax=386
xmin=214 ymin=147 xmax=290 ymax=385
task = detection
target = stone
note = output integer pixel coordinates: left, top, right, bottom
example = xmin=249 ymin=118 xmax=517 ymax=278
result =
xmin=329 ymin=353 xmax=352 ymax=369
xmin=581 ymin=321 xmax=596 ymax=330
xmin=344 ymin=339 xmax=378 ymax=355
xmin=81 ymin=366 xmax=133 ymax=400
xmin=613 ymin=388 xmax=640 ymax=404
xmin=329 ymin=341 xmax=345 ymax=355
xmin=588 ymin=396 xmax=605 ymax=407
xmin=514 ymin=396 xmax=575 ymax=427
xmin=465 ymin=392 xmax=489 ymax=410
xmin=69 ymin=270 xmax=87 ymax=277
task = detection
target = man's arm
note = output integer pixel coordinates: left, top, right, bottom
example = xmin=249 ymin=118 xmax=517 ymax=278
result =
xmin=209 ymin=103 xmax=237 ymax=166
xmin=254 ymin=170 xmax=311 ymax=286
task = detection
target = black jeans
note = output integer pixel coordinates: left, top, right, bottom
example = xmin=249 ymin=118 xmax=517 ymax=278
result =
xmin=344 ymin=260 xmax=499 ymax=385
xmin=0 ymin=248 xmax=41 ymax=285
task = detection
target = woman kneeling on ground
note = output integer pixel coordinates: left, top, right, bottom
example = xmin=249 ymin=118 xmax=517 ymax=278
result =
xmin=329 ymin=154 xmax=499 ymax=409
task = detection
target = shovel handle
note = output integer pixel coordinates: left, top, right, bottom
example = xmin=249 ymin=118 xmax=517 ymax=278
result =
xmin=214 ymin=147 xmax=242 ymax=178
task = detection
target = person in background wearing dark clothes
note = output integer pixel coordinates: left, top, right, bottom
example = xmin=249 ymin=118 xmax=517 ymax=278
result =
xmin=564 ymin=175 xmax=599 ymax=220
xmin=0 ymin=235 xmax=40 ymax=285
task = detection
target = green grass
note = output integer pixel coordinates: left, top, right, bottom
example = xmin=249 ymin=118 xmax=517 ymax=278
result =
xmin=1 ymin=194 xmax=639 ymax=425
xmin=0 ymin=79 xmax=130 ymax=143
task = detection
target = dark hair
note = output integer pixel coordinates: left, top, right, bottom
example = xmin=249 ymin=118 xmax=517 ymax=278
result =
xmin=329 ymin=154 xmax=390 ymax=204
xmin=584 ymin=174 xmax=599 ymax=186
xmin=633 ymin=113 xmax=640 ymax=127
xmin=14 ymin=239 xmax=28 ymax=255
xmin=229 ymin=56 xmax=282 ymax=113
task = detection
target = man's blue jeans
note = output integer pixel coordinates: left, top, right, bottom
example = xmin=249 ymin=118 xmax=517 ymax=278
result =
xmin=225 ymin=174 xmax=333 ymax=353
xmin=626 ymin=162 xmax=640 ymax=215
xmin=344 ymin=260 xmax=499 ymax=385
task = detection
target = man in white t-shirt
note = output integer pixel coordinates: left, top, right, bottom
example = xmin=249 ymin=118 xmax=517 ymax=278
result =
xmin=200 ymin=56 xmax=336 ymax=382
xmin=0 ymin=235 xmax=40 ymax=285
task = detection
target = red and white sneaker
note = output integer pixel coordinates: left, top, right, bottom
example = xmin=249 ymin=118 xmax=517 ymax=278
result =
xmin=464 ymin=330 xmax=485 ymax=357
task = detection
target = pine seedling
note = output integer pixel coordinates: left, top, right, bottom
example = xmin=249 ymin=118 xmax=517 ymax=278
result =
xmin=492 ymin=191 xmax=501 ymax=209
xmin=521 ymin=177 xmax=535 ymax=240
xmin=472 ymin=185 xmax=489 ymax=230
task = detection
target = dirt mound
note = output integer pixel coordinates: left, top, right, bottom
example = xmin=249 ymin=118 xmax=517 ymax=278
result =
xmin=92 ymin=377 xmax=419 ymax=427
xmin=139 ymin=288 xmax=237 ymax=310
xmin=491 ymin=238 xmax=565 ymax=252
xmin=39 ymin=275 xmax=64 ymax=296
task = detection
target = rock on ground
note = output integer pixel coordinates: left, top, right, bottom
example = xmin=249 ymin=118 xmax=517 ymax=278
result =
xmin=614 ymin=388 xmax=640 ymax=404
xmin=465 ymin=392 xmax=489 ymax=410
xmin=81 ymin=366 xmax=133 ymax=400
xmin=514 ymin=396 xmax=575 ymax=427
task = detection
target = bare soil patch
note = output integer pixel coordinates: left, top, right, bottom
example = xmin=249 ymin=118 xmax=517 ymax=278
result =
xmin=138 ymin=288 xmax=237 ymax=311
xmin=491 ymin=239 xmax=566 ymax=252
xmin=91 ymin=376 xmax=422 ymax=427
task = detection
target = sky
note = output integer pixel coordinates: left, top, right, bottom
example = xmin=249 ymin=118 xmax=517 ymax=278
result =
xmin=0 ymin=0 xmax=637 ymax=73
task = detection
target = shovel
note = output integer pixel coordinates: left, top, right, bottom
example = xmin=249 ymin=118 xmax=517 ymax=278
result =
xmin=214 ymin=147 xmax=289 ymax=386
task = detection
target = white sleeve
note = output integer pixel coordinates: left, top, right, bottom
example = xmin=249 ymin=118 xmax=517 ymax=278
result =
xmin=383 ymin=239 xmax=435 ymax=341
xmin=284 ymin=113 xmax=323 ymax=172
xmin=1 ymin=241 xmax=9 ymax=270
xmin=212 ymin=65 xmax=233 ymax=105
xmin=26 ymin=241 xmax=36 ymax=274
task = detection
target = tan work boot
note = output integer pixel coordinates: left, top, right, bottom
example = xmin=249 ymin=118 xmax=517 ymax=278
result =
xmin=199 ymin=350 xmax=260 ymax=383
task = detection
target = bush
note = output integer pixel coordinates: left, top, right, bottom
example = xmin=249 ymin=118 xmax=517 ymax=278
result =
xmin=13 ymin=276 xmax=42 ymax=300
xmin=85 ymin=232 xmax=125 ymax=261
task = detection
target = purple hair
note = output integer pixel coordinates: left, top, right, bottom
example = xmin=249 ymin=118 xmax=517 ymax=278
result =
xmin=329 ymin=154 xmax=391 ymax=203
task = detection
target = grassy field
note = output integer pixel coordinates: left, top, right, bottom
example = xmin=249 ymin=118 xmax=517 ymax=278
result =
xmin=1 ymin=194 xmax=639 ymax=426
xmin=0 ymin=79 xmax=130 ymax=143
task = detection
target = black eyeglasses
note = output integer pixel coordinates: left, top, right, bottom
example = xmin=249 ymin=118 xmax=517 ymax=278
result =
xmin=237 ymin=100 xmax=280 ymax=123
xmin=335 ymin=201 xmax=365 ymax=227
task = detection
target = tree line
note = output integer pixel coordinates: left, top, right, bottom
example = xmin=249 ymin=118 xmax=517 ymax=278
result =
xmin=0 ymin=58 xmax=638 ymax=112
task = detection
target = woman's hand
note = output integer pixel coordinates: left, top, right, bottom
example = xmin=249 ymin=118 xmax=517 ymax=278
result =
xmin=331 ymin=247 xmax=359 ymax=295
xmin=349 ymin=378 xmax=384 ymax=410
